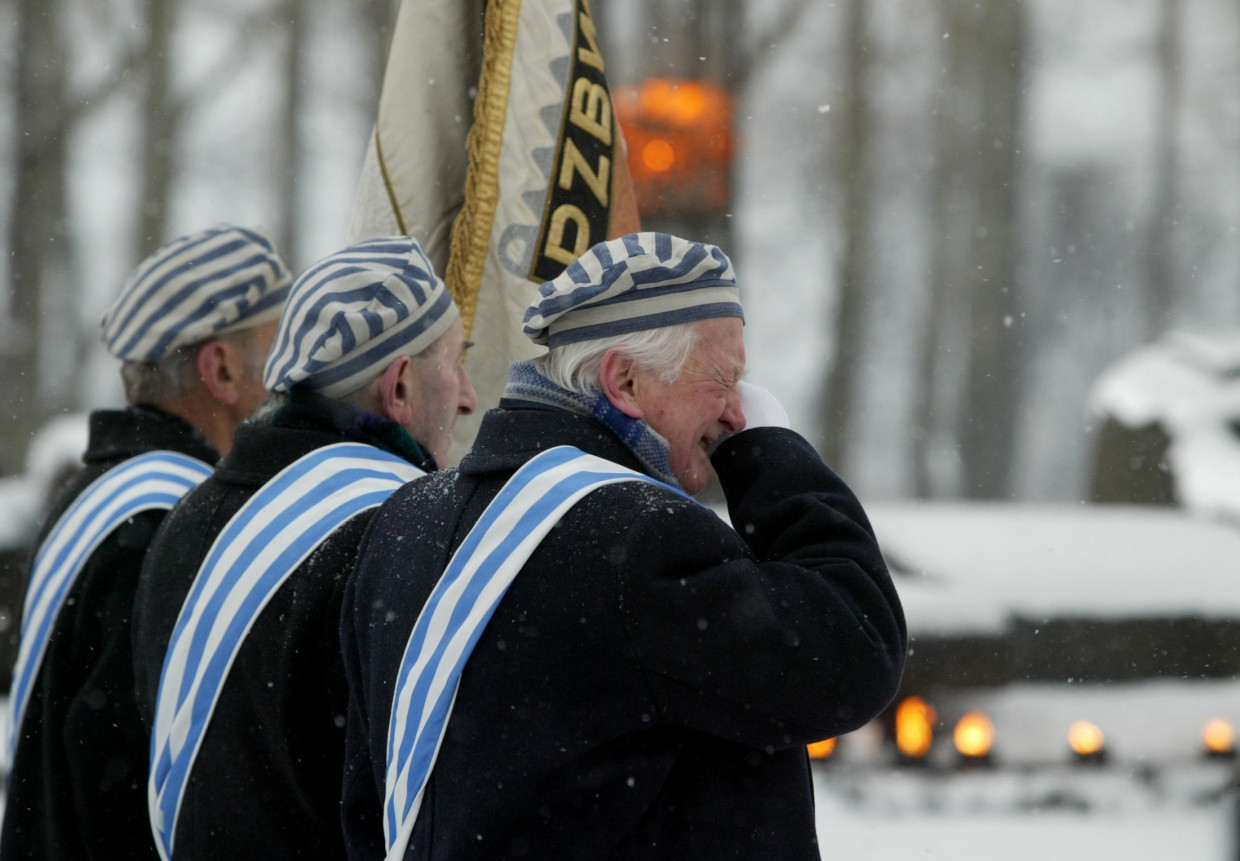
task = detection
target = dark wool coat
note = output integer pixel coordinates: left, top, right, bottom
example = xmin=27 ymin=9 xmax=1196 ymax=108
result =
xmin=0 ymin=406 xmax=219 ymax=861
xmin=131 ymin=393 xmax=431 ymax=861
xmin=340 ymin=407 xmax=907 ymax=861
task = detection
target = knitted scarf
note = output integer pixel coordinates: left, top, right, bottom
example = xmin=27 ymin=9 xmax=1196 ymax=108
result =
xmin=501 ymin=360 xmax=681 ymax=489
xmin=254 ymin=387 xmax=438 ymax=473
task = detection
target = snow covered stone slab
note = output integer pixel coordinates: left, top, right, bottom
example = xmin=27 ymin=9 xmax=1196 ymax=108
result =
xmin=869 ymin=502 xmax=1240 ymax=634
xmin=869 ymin=502 xmax=1240 ymax=690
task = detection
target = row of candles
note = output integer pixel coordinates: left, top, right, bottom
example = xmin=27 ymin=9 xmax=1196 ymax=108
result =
xmin=807 ymin=695 xmax=1238 ymax=766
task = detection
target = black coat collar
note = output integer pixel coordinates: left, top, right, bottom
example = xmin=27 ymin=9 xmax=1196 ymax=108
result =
xmin=84 ymin=405 xmax=219 ymax=467
xmin=461 ymin=407 xmax=646 ymax=477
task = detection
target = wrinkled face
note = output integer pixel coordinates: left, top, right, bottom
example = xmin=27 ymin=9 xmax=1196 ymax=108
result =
xmin=405 ymin=320 xmax=479 ymax=465
xmin=630 ymin=317 xmax=746 ymax=494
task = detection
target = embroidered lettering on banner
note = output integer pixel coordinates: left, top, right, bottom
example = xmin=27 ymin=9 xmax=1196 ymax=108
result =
xmin=533 ymin=0 xmax=618 ymax=278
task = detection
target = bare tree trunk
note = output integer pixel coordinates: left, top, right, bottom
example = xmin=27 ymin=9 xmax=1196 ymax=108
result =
xmin=819 ymin=0 xmax=871 ymax=472
xmin=277 ymin=0 xmax=308 ymax=267
xmin=134 ymin=0 xmax=179 ymax=259
xmin=914 ymin=0 xmax=973 ymax=499
xmin=2 ymin=0 xmax=70 ymax=473
xmin=915 ymin=0 xmax=1028 ymax=500
xmin=1144 ymin=0 xmax=1182 ymax=339
xmin=959 ymin=0 xmax=1026 ymax=499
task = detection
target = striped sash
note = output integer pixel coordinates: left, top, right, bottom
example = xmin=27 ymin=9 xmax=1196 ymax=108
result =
xmin=5 ymin=451 xmax=211 ymax=764
xmin=148 ymin=442 xmax=423 ymax=861
xmin=382 ymin=446 xmax=687 ymax=859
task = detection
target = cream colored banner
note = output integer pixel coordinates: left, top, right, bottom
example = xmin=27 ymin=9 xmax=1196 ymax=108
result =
xmin=348 ymin=0 xmax=484 ymax=270
xmin=350 ymin=0 xmax=639 ymax=460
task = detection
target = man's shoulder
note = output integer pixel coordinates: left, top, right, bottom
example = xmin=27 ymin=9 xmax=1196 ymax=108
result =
xmin=214 ymin=423 xmax=318 ymax=484
xmin=382 ymin=466 xmax=464 ymax=508
xmin=85 ymin=406 xmax=217 ymax=466
xmin=65 ymin=508 xmax=166 ymax=601
xmin=384 ymin=452 xmax=704 ymax=521
xmin=578 ymin=472 xmax=708 ymax=517
xmin=363 ymin=468 xmax=465 ymax=546
xmin=32 ymin=443 xmax=204 ymax=576
xmin=35 ymin=460 xmax=114 ymax=543
xmin=138 ymin=477 xmax=250 ymax=632
xmin=158 ymin=470 xmax=249 ymax=541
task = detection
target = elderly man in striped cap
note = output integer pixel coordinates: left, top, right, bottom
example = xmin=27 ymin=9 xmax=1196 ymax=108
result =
xmin=339 ymin=232 xmax=907 ymax=860
xmin=131 ymin=236 xmax=476 ymax=861
xmin=1 ymin=224 xmax=290 ymax=861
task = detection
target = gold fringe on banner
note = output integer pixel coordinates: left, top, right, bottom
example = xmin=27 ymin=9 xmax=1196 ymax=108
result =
xmin=445 ymin=0 xmax=523 ymax=336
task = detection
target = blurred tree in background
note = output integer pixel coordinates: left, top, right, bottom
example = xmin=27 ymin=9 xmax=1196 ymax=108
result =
xmin=2 ymin=0 xmax=1238 ymax=505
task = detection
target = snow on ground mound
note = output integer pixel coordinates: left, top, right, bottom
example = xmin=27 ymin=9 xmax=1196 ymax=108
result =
xmin=1089 ymin=329 xmax=1240 ymax=523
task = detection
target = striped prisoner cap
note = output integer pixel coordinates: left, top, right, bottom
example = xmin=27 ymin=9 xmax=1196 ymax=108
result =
xmin=101 ymin=224 xmax=291 ymax=361
xmin=264 ymin=236 xmax=459 ymax=397
xmin=522 ymin=232 xmax=743 ymax=348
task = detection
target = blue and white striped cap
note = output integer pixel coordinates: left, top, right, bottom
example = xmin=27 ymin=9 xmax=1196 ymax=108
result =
xmin=100 ymin=224 xmax=291 ymax=361
xmin=264 ymin=236 xmax=459 ymax=397
xmin=523 ymin=232 xmax=743 ymax=348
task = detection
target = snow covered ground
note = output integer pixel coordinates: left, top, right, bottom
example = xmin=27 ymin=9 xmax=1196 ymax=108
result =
xmin=817 ymin=783 xmax=1233 ymax=860
xmin=815 ymin=679 xmax=1240 ymax=859
xmin=810 ymin=501 xmax=1240 ymax=858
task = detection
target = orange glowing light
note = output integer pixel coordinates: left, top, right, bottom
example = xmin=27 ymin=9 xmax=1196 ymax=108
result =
xmin=1203 ymin=718 xmax=1235 ymax=755
xmin=1068 ymin=720 xmax=1106 ymax=757
xmin=636 ymin=79 xmax=710 ymax=125
xmin=807 ymin=737 xmax=837 ymax=760
xmin=953 ymin=711 xmax=995 ymax=759
xmin=895 ymin=696 xmax=936 ymax=759
xmin=642 ymin=139 xmax=675 ymax=172
xmin=612 ymin=78 xmax=734 ymax=216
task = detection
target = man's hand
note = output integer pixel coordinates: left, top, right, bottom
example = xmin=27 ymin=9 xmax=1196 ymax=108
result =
xmin=737 ymin=381 xmax=790 ymax=430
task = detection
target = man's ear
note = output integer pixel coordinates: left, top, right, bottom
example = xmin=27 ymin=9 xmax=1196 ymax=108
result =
xmin=599 ymin=349 xmax=643 ymax=419
xmin=196 ymin=339 xmax=242 ymax=405
xmin=378 ymin=355 xmax=415 ymax=426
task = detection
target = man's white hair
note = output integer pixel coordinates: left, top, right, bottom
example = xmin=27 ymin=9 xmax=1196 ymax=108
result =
xmin=534 ymin=321 xmax=702 ymax=396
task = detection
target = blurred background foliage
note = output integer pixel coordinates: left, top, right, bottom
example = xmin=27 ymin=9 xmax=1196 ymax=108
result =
xmin=1 ymin=0 xmax=1238 ymax=505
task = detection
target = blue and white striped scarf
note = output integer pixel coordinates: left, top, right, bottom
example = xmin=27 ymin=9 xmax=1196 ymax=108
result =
xmin=6 ymin=452 xmax=212 ymax=764
xmin=501 ymin=360 xmax=680 ymax=490
xmin=148 ymin=442 xmax=423 ymax=861
xmin=382 ymin=445 xmax=689 ymax=859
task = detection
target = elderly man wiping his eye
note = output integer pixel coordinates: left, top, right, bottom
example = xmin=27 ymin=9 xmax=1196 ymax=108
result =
xmin=339 ymin=232 xmax=906 ymax=861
